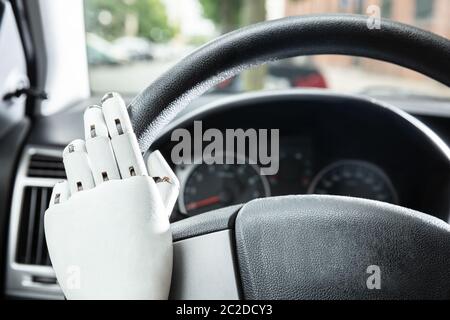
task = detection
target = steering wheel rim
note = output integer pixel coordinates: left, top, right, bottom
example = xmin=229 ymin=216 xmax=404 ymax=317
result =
xmin=128 ymin=14 xmax=450 ymax=152
xmin=125 ymin=14 xmax=450 ymax=299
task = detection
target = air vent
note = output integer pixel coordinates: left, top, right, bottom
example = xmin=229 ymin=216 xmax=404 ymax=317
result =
xmin=16 ymin=186 xmax=53 ymax=266
xmin=7 ymin=147 xmax=63 ymax=299
xmin=27 ymin=154 xmax=66 ymax=179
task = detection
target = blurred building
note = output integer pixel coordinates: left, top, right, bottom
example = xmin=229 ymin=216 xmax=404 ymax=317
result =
xmin=284 ymin=0 xmax=450 ymax=79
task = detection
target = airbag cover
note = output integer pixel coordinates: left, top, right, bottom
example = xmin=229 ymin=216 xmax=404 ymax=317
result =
xmin=234 ymin=195 xmax=450 ymax=299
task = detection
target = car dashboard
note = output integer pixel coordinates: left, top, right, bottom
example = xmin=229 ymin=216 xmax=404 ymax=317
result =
xmin=4 ymin=90 xmax=450 ymax=299
xmin=151 ymin=92 xmax=450 ymax=222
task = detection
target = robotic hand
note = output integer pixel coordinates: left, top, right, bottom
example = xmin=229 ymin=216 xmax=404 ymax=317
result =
xmin=44 ymin=93 xmax=179 ymax=300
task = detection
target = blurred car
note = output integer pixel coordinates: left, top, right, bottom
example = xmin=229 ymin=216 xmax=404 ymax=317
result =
xmin=86 ymin=33 xmax=128 ymax=66
xmin=268 ymin=59 xmax=327 ymax=89
xmin=113 ymin=36 xmax=154 ymax=61
xmin=213 ymin=58 xmax=327 ymax=92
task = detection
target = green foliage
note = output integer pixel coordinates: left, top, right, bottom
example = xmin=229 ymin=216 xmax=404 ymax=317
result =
xmin=199 ymin=0 xmax=243 ymax=33
xmin=84 ymin=0 xmax=175 ymax=42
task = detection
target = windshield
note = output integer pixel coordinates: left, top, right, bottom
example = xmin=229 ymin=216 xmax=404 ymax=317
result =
xmin=84 ymin=0 xmax=450 ymax=98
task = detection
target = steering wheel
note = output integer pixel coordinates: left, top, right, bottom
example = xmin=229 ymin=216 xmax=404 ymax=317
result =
xmin=129 ymin=15 xmax=450 ymax=299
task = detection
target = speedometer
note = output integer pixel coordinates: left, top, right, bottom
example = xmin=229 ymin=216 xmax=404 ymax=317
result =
xmin=308 ymin=160 xmax=398 ymax=204
xmin=177 ymin=157 xmax=270 ymax=216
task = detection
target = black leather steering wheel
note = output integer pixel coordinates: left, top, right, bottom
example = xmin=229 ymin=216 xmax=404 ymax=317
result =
xmin=129 ymin=14 xmax=450 ymax=151
xmin=129 ymin=15 xmax=450 ymax=299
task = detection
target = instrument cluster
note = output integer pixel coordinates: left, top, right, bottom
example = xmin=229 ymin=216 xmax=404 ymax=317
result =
xmin=175 ymin=137 xmax=398 ymax=216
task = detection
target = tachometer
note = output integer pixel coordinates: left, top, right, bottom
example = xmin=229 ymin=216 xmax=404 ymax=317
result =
xmin=308 ymin=160 xmax=398 ymax=204
xmin=177 ymin=157 xmax=270 ymax=216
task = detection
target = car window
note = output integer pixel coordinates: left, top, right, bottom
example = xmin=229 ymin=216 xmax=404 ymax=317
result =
xmin=0 ymin=0 xmax=28 ymax=126
xmin=84 ymin=0 xmax=450 ymax=98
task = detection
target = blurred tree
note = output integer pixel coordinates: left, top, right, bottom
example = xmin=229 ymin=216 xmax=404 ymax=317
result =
xmin=199 ymin=0 xmax=267 ymax=91
xmin=199 ymin=0 xmax=243 ymax=33
xmin=84 ymin=0 xmax=175 ymax=42
xmin=241 ymin=0 xmax=267 ymax=91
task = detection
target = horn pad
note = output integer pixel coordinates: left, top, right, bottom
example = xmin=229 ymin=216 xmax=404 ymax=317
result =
xmin=234 ymin=195 xmax=450 ymax=300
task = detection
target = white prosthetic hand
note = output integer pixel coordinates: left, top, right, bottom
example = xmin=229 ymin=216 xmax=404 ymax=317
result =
xmin=44 ymin=92 xmax=179 ymax=300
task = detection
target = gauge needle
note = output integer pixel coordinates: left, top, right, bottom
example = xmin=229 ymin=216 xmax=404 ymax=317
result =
xmin=186 ymin=195 xmax=221 ymax=210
